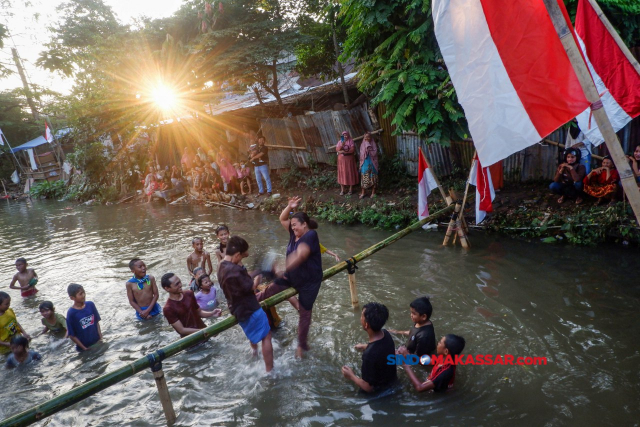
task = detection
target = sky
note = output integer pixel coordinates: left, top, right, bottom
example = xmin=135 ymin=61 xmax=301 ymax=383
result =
xmin=0 ymin=0 xmax=185 ymax=93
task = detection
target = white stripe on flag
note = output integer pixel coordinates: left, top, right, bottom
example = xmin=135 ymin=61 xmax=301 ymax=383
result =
xmin=432 ymin=0 xmax=541 ymax=167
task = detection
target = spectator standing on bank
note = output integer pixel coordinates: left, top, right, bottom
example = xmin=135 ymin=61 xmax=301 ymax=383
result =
xmin=250 ymin=136 xmax=272 ymax=196
xmin=336 ymin=131 xmax=359 ymax=196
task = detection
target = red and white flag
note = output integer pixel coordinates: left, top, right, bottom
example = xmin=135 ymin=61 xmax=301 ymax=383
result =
xmin=45 ymin=122 xmax=54 ymax=143
xmin=418 ymin=148 xmax=439 ymax=220
xmin=574 ymin=0 xmax=640 ymax=145
xmin=469 ymin=155 xmax=495 ymax=224
xmin=432 ymin=0 xmax=591 ymax=166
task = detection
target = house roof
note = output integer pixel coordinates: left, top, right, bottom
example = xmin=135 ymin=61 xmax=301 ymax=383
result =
xmin=10 ymin=128 xmax=72 ymax=153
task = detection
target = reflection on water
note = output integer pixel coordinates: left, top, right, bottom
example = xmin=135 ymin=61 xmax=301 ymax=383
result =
xmin=1 ymin=199 xmax=639 ymax=425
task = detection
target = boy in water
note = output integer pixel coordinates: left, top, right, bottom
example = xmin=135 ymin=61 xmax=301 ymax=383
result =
xmin=389 ymin=297 xmax=436 ymax=360
xmin=218 ymin=236 xmax=273 ymax=372
xmin=398 ymin=334 xmax=466 ymax=392
xmin=5 ymin=335 xmax=41 ymax=368
xmin=187 ymin=237 xmax=213 ymax=280
xmin=9 ymin=258 xmax=39 ymax=297
xmin=0 ymin=292 xmax=31 ymax=355
xmin=161 ymin=273 xmax=221 ymax=337
xmin=126 ymin=259 xmax=162 ymax=320
xmin=66 ymin=284 xmax=102 ymax=352
xmin=214 ymin=225 xmax=230 ymax=263
xmin=342 ymin=302 xmax=397 ymax=393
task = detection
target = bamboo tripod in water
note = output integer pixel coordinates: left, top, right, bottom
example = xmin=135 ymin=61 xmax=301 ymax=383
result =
xmin=0 ymin=203 xmax=465 ymax=427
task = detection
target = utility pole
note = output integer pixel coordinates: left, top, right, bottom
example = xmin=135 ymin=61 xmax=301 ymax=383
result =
xmin=11 ymin=47 xmax=39 ymax=121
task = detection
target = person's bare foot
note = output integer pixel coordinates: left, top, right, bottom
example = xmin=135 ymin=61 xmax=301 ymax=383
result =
xmin=557 ymin=196 xmax=565 ymax=204
xmin=295 ymin=347 xmax=305 ymax=358
xmin=576 ymin=197 xmax=583 ymax=205
xmin=359 ymin=193 xmax=365 ymax=199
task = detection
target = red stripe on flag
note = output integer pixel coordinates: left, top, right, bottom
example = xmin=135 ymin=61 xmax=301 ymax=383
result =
xmin=418 ymin=148 xmax=428 ymax=181
xmin=479 ymin=0 xmax=589 ymax=137
xmin=475 ymin=158 xmax=493 ymax=214
xmin=576 ymin=0 xmax=640 ymax=118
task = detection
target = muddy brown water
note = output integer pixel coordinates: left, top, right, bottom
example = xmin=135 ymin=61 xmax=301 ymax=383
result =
xmin=1 ymin=200 xmax=639 ymax=426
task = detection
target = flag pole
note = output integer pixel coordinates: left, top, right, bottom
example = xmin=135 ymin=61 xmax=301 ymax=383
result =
xmin=461 ymin=151 xmax=476 ymax=220
xmin=585 ymin=0 xmax=640 ymax=76
xmin=419 ymin=146 xmax=452 ymax=206
xmin=1 ymin=131 xmax=26 ymax=174
xmin=542 ymin=0 xmax=640 ymax=226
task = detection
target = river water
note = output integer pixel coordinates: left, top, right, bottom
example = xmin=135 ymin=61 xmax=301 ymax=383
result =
xmin=0 ymin=199 xmax=639 ymax=426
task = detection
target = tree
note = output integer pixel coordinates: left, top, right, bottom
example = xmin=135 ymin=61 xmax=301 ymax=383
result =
xmin=340 ymin=0 xmax=467 ymax=145
xmin=193 ymin=0 xmax=311 ymax=107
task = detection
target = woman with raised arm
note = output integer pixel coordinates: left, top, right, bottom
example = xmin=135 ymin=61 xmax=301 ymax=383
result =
xmin=257 ymin=196 xmax=323 ymax=358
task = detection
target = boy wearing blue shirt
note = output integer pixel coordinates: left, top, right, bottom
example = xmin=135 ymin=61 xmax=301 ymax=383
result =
xmin=66 ymin=284 xmax=102 ymax=351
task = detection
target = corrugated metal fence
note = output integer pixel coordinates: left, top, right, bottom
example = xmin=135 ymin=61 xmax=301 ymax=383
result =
xmin=258 ymin=105 xmax=374 ymax=170
xmin=397 ymin=129 xmax=568 ymax=181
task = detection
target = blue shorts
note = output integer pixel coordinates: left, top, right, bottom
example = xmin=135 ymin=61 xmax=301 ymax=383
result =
xmin=136 ymin=303 xmax=162 ymax=320
xmin=239 ymin=309 xmax=270 ymax=345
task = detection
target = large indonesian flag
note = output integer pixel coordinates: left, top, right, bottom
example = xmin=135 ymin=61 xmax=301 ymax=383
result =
xmin=469 ymin=154 xmax=495 ymax=224
xmin=45 ymin=122 xmax=54 ymax=143
xmin=418 ymin=148 xmax=439 ymax=220
xmin=432 ymin=0 xmax=591 ymax=166
xmin=574 ymin=0 xmax=640 ymax=145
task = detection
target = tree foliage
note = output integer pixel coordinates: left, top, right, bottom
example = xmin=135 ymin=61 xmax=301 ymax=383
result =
xmin=340 ymin=0 xmax=467 ymax=145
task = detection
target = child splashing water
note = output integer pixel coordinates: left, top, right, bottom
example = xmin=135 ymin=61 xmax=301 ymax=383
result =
xmin=5 ymin=335 xmax=41 ymax=368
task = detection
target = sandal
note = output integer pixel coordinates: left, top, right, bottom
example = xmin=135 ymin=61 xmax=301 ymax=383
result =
xmin=557 ymin=196 xmax=565 ymax=204
xmin=359 ymin=194 xmax=365 ymax=199
xmin=576 ymin=197 xmax=583 ymax=205
xmin=339 ymin=191 xmax=344 ymax=196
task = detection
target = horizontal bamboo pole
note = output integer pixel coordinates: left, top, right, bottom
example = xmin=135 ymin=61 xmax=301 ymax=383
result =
xmin=543 ymin=138 xmax=605 ymax=161
xmin=0 ymin=202 xmax=455 ymax=427
xmin=265 ymin=144 xmax=308 ymax=150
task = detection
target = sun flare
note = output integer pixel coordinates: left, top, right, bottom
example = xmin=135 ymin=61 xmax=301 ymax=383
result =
xmin=150 ymin=84 xmax=178 ymax=112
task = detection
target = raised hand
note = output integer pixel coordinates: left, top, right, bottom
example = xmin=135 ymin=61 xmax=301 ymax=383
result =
xmin=288 ymin=196 xmax=302 ymax=210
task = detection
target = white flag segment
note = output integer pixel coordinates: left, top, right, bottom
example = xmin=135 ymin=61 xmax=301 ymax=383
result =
xmin=0 ymin=128 xmax=4 ymax=145
xmin=469 ymin=157 xmax=495 ymax=224
xmin=45 ymin=123 xmax=54 ymax=143
xmin=418 ymin=149 xmax=438 ymax=220
xmin=432 ymin=0 xmax=590 ymax=167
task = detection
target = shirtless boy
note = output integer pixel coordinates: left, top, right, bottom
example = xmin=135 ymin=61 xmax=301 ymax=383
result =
xmin=126 ymin=258 xmax=161 ymax=320
xmin=9 ymin=258 xmax=39 ymax=297
xmin=188 ymin=238 xmax=213 ymax=280
xmin=214 ymin=225 xmax=230 ymax=263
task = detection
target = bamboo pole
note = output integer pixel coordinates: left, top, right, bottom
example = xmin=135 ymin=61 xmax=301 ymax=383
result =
xmin=150 ymin=361 xmax=176 ymax=425
xmin=348 ymin=274 xmax=358 ymax=307
xmin=542 ymin=0 xmax=640 ymax=226
xmin=543 ymin=138 xmax=605 ymax=161
xmin=586 ymin=0 xmax=640 ymax=75
xmin=0 ymin=203 xmax=458 ymax=427
xmin=327 ymin=129 xmax=384 ymax=151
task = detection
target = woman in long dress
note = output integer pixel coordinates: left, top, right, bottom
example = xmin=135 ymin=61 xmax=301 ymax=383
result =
xmin=336 ymin=131 xmax=359 ymax=195
xmin=216 ymin=147 xmax=238 ymax=193
xmin=359 ymin=132 xmax=379 ymax=199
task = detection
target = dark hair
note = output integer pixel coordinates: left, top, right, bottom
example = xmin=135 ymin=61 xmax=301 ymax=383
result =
xmin=39 ymin=301 xmax=55 ymax=312
xmin=15 ymin=258 xmax=26 ymax=264
xmin=193 ymin=267 xmax=204 ymax=276
xmin=161 ymin=273 xmax=175 ymax=289
xmin=0 ymin=291 xmax=10 ymax=305
xmin=362 ymin=302 xmax=389 ymax=332
xmin=215 ymin=225 xmax=229 ymax=235
xmin=192 ymin=237 xmax=203 ymax=244
xmin=563 ymin=147 xmax=581 ymax=164
xmin=444 ymin=334 xmax=466 ymax=356
xmin=410 ymin=297 xmax=433 ymax=319
xmin=196 ymin=274 xmax=210 ymax=289
xmin=129 ymin=258 xmax=142 ymax=270
xmin=290 ymin=212 xmax=318 ymax=230
xmin=67 ymin=283 xmax=84 ymax=297
xmin=226 ymin=236 xmax=249 ymax=256
xmin=10 ymin=334 xmax=29 ymax=349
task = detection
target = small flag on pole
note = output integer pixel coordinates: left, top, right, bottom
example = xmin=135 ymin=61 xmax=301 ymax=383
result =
xmin=45 ymin=122 xmax=54 ymax=143
xmin=469 ymin=154 xmax=495 ymax=224
xmin=418 ymin=148 xmax=439 ymax=220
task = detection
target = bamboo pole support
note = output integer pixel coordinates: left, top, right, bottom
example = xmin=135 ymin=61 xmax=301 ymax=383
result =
xmin=150 ymin=361 xmax=176 ymax=425
xmin=542 ymin=0 xmax=640 ymax=226
xmin=543 ymin=139 xmax=605 ymax=161
xmin=0 ymin=202 xmax=464 ymax=427
xmin=586 ymin=0 xmax=640 ymax=76
xmin=345 ymin=258 xmax=359 ymax=307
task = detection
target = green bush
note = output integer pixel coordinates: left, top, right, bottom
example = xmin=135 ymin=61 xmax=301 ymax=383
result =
xmin=29 ymin=180 xmax=67 ymax=199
